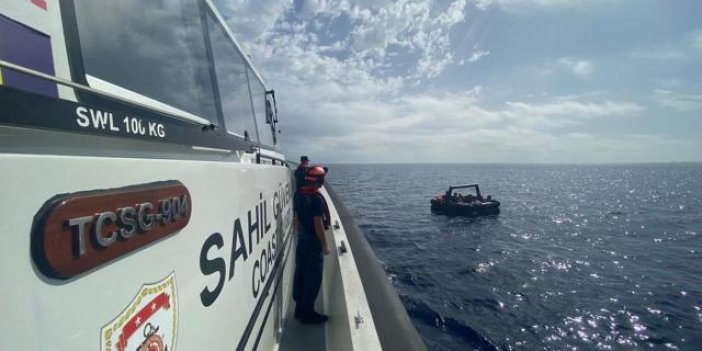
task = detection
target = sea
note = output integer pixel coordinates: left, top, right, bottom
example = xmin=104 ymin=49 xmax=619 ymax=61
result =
xmin=326 ymin=163 xmax=702 ymax=351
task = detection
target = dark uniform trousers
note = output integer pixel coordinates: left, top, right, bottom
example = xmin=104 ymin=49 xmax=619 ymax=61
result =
xmin=292 ymin=232 xmax=323 ymax=313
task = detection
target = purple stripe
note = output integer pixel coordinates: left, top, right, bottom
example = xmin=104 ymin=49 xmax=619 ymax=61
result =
xmin=0 ymin=15 xmax=57 ymax=97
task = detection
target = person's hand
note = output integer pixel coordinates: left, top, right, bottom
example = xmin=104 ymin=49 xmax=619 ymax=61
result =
xmin=323 ymin=245 xmax=331 ymax=256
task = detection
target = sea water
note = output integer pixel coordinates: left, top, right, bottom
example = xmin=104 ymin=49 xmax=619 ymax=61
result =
xmin=328 ymin=163 xmax=702 ymax=350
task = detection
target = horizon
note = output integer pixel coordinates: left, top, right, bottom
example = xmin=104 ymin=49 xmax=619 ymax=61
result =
xmin=214 ymin=0 xmax=702 ymax=164
xmin=322 ymin=161 xmax=702 ymax=165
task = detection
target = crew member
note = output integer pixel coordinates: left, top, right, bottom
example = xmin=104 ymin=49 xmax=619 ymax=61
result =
xmin=294 ymin=156 xmax=309 ymax=190
xmin=293 ymin=165 xmax=330 ymax=324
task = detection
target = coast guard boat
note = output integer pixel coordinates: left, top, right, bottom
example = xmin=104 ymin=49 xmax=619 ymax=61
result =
xmin=0 ymin=1 xmax=424 ymax=350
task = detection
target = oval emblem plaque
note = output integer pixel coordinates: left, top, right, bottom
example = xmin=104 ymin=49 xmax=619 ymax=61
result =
xmin=32 ymin=180 xmax=191 ymax=279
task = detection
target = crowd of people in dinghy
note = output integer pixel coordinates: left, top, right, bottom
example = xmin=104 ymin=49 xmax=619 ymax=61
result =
xmin=439 ymin=192 xmax=493 ymax=204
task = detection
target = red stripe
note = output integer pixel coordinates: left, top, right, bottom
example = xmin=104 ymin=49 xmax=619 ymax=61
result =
xmin=30 ymin=0 xmax=47 ymax=10
xmin=116 ymin=293 xmax=171 ymax=351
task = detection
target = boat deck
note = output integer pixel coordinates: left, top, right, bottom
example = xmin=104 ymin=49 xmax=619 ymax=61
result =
xmin=279 ymin=296 xmax=327 ymax=351
xmin=277 ymin=186 xmax=426 ymax=351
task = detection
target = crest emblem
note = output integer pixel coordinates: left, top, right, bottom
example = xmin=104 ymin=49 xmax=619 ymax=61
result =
xmin=101 ymin=273 xmax=178 ymax=351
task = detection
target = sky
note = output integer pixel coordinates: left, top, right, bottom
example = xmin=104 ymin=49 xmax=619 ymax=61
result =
xmin=213 ymin=0 xmax=702 ymax=163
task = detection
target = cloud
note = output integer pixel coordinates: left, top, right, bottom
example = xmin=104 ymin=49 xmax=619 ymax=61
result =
xmin=654 ymin=90 xmax=702 ymax=112
xmin=474 ymin=0 xmax=606 ymax=11
xmin=690 ymin=31 xmax=702 ymax=50
xmin=346 ymin=0 xmax=468 ymax=80
xmin=300 ymin=126 xmax=694 ymax=164
xmin=460 ymin=50 xmax=490 ymax=64
xmin=278 ymin=77 xmax=645 ymax=162
xmin=210 ymin=0 xmax=476 ymax=152
xmin=235 ymin=0 xmax=468 ymax=83
xmin=557 ymin=58 xmax=594 ymax=78
xmin=653 ymin=78 xmax=682 ymax=89
xmin=504 ymin=99 xmax=642 ymax=118
xmin=629 ymin=51 xmax=688 ymax=60
xmin=436 ymin=0 xmax=468 ymax=26
xmin=529 ymin=58 xmax=595 ymax=79
xmin=500 ymin=99 xmax=643 ymax=129
xmin=211 ymin=0 xmax=290 ymax=41
xmin=205 ymin=1 xmax=696 ymax=163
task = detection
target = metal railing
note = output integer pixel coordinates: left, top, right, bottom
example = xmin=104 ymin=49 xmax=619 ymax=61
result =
xmin=0 ymin=59 xmax=211 ymax=126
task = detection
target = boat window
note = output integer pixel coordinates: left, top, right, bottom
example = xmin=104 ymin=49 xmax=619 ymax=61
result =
xmin=248 ymin=69 xmax=275 ymax=147
xmin=0 ymin=15 xmax=58 ymax=98
xmin=265 ymin=94 xmax=278 ymax=144
xmin=73 ymin=0 xmax=218 ymax=123
xmin=205 ymin=12 xmax=257 ymax=141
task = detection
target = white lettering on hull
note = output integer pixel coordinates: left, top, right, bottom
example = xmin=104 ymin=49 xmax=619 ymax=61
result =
xmin=199 ymin=181 xmax=292 ymax=307
xmin=75 ymin=106 xmax=166 ymax=138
